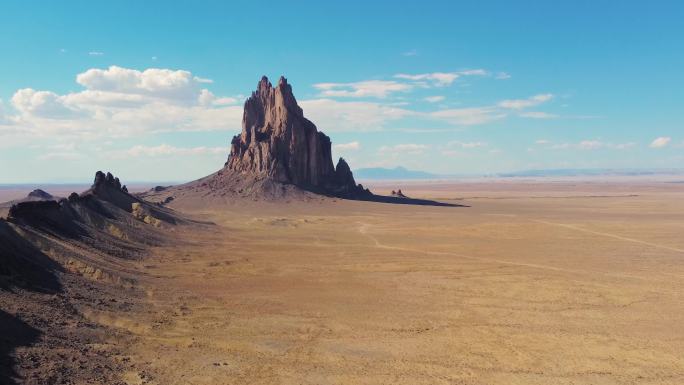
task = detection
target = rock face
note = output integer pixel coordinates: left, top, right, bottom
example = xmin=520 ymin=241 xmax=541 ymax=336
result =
xmin=27 ymin=189 xmax=53 ymax=200
xmin=226 ymin=76 xmax=369 ymax=198
xmin=93 ymin=171 xmax=124 ymax=193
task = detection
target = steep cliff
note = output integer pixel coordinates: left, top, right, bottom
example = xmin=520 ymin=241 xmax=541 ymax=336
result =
xmin=225 ymin=76 xmax=369 ymax=198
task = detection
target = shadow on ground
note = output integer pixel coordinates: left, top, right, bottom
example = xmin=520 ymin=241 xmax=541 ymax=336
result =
xmin=358 ymin=194 xmax=467 ymax=207
xmin=0 ymin=310 xmax=41 ymax=385
xmin=1 ymin=220 xmax=64 ymax=385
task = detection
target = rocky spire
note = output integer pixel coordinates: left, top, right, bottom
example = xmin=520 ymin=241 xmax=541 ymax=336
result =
xmin=226 ymin=76 xmax=368 ymax=198
xmin=92 ymin=171 xmax=128 ymax=194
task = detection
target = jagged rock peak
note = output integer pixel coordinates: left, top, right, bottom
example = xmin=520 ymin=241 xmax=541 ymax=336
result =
xmin=27 ymin=189 xmax=53 ymax=200
xmin=225 ymin=76 xmax=370 ymax=198
xmin=93 ymin=171 xmax=126 ymax=193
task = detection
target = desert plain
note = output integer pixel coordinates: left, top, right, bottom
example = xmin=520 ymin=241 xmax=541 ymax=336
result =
xmin=3 ymin=178 xmax=684 ymax=384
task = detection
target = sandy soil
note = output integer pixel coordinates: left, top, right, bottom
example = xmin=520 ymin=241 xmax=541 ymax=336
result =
xmin=5 ymin=180 xmax=684 ymax=384
xmin=88 ymin=181 xmax=684 ymax=384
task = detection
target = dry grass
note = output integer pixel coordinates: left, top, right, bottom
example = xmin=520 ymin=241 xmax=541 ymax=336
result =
xmin=99 ymin=180 xmax=684 ymax=384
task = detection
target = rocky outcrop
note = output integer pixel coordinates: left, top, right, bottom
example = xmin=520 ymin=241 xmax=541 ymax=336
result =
xmin=391 ymin=189 xmax=407 ymax=198
xmin=226 ymin=76 xmax=370 ymax=198
xmin=93 ymin=171 xmax=125 ymax=193
xmin=27 ymin=189 xmax=53 ymax=200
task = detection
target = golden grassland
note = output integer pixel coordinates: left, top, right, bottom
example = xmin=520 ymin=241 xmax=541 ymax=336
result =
xmin=103 ymin=180 xmax=684 ymax=384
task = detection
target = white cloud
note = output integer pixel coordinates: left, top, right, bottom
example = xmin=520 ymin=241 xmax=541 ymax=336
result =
xmin=650 ymin=136 xmax=671 ymax=148
xmin=379 ymin=143 xmax=429 ymax=155
xmin=333 ymin=141 xmax=361 ymax=151
xmin=212 ymin=97 xmax=237 ymax=106
xmin=11 ymin=88 xmax=82 ymax=119
xmin=2 ymin=66 xmax=242 ymax=139
xmin=519 ymin=111 xmax=558 ymax=119
xmin=197 ymin=89 xmax=237 ymax=106
xmin=313 ymin=80 xmax=412 ymax=98
xmin=550 ymin=143 xmax=572 ymax=150
xmin=394 ymin=70 xmax=486 ymax=87
xmin=495 ymin=72 xmax=511 ymax=80
xmin=612 ymin=142 xmax=636 ymax=150
xmin=448 ymin=141 xmax=487 ymax=148
xmin=424 ymin=96 xmax=445 ymax=103
xmin=499 ymin=94 xmax=553 ymax=109
xmin=88 ymin=51 xmax=104 ymax=56
xmin=402 ymin=49 xmax=418 ymax=57
xmin=545 ymin=140 xmax=636 ymax=151
xmin=430 ymin=107 xmax=505 ymax=125
xmin=0 ymin=99 xmax=11 ymax=124
xmin=121 ymin=144 xmax=227 ymax=158
xmin=37 ymin=152 xmax=83 ymax=161
xmin=76 ymin=66 xmax=210 ymax=102
xmin=300 ymin=98 xmax=413 ymax=131
xmin=578 ymin=140 xmax=603 ymax=150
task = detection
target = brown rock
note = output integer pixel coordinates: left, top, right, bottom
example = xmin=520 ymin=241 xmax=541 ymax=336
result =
xmin=226 ymin=76 xmax=369 ymax=198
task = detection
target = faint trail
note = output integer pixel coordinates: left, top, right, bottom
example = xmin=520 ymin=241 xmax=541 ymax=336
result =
xmin=530 ymin=219 xmax=684 ymax=254
xmin=356 ymin=222 xmax=653 ymax=281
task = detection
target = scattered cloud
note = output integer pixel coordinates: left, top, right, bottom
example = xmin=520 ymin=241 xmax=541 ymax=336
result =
xmin=495 ymin=72 xmax=511 ymax=80
xmin=76 ymin=66 xmax=212 ymax=102
xmin=300 ymin=98 xmax=413 ymax=131
xmin=198 ymin=89 xmax=237 ymax=106
xmin=394 ymin=70 xmax=486 ymax=87
xmin=333 ymin=141 xmax=361 ymax=151
xmin=430 ymin=107 xmax=506 ymax=125
xmin=313 ymin=80 xmax=412 ymax=98
xmin=88 ymin=51 xmax=104 ymax=56
xmin=37 ymin=152 xmax=83 ymax=161
xmin=121 ymin=144 xmax=227 ymax=158
xmin=2 ymin=66 xmax=242 ymax=140
xmin=448 ymin=141 xmax=487 ymax=148
xmin=379 ymin=143 xmax=429 ymax=155
xmin=612 ymin=142 xmax=636 ymax=150
xmin=541 ymin=140 xmax=636 ymax=151
xmin=650 ymin=136 xmax=671 ymax=148
xmin=402 ymin=49 xmax=418 ymax=57
xmin=11 ymin=88 xmax=82 ymax=119
xmin=519 ymin=111 xmax=558 ymax=119
xmin=0 ymin=99 xmax=16 ymax=125
xmin=550 ymin=143 xmax=572 ymax=150
xmin=424 ymin=96 xmax=445 ymax=103
xmin=499 ymin=94 xmax=553 ymax=109
xmin=578 ymin=140 xmax=603 ymax=150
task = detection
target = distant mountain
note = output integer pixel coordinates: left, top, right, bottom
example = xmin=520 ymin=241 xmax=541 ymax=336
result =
xmin=353 ymin=167 xmax=440 ymax=180
xmin=497 ymin=168 xmax=684 ymax=177
xmin=353 ymin=167 xmax=684 ymax=180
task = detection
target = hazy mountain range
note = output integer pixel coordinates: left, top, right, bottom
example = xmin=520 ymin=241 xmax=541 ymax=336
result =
xmin=353 ymin=167 xmax=684 ymax=180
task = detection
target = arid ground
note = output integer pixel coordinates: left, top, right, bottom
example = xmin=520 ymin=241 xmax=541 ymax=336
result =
xmin=4 ymin=179 xmax=684 ymax=384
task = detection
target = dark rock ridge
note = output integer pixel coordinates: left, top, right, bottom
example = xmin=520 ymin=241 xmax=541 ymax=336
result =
xmin=0 ymin=171 xmax=200 ymax=384
xmin=8 ymin=171 xmax=181 ymax=237
xmin=27 ymin=189 xmax=53 ymax=200
xmin=226 ymin=76 xmax=370 ymax=198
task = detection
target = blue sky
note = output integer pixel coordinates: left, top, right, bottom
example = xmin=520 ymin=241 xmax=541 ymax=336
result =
xmin=0 ymin=0 xmax=682 ymax=183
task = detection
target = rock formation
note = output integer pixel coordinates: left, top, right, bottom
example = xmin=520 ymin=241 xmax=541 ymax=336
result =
xmin=225 ymin=76 xmax=370 ymax=198
xmin=27 ymin=189 xmax=53 ymax=200
xmin=391 ymin=189 xmax=407 ymax=198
